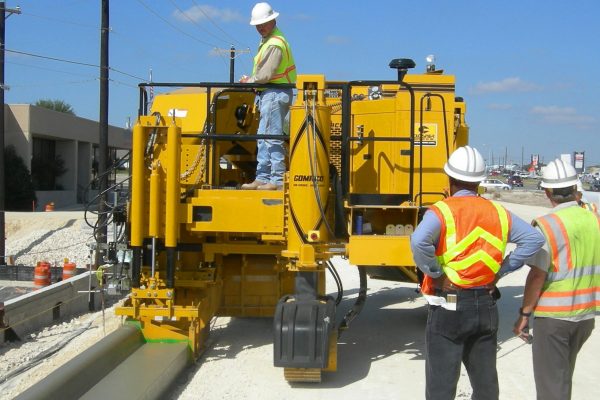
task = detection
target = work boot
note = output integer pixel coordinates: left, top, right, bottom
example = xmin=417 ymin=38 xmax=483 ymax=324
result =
xmin=241 ymin=180 xmax=267 ymax=190
xmin=257 ymin=182 xmax=282 ymax=190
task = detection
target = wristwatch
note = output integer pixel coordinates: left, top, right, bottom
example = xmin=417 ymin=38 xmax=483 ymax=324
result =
xmin=519 ymin=307 xmax=532 ymax=317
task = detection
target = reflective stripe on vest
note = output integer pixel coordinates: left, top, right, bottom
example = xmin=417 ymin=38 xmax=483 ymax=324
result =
xmin=582 ymin=201 xmax=598 ymax=213
xmin=431 ymin=197 xmax=510 ymax=287
xmin=533 ymin=206 xmax=600 ymax=318
xmin=253 ymin=27 xmax=297 ymax=84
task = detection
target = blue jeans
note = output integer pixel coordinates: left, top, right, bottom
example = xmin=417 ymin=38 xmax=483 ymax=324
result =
xmin=256 ymin=88 xmax=292 ymax=185
xmin=425 ymin=289 xmax=499 ymax=400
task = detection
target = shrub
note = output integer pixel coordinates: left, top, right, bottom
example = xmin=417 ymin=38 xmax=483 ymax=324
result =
xmin=3 ymin=145 xmax=37 ymax=211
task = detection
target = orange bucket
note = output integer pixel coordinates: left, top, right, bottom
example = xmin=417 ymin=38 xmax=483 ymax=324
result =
xmin=62 ymin=261 xmax=77 ymax=280
xmin=34 ymin=261 xmax=52 ymax=289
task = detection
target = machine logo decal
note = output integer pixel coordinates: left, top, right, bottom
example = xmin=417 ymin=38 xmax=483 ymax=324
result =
xmin=414 ymin=123 xmax=438 ymax=146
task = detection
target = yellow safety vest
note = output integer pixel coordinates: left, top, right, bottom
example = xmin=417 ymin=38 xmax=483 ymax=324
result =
xmin=533 ymin=206 xmax=600 ymax=319
xmin=252 ymin=27 xmax=296 ymax=84
xmin=581 ymin=201 xmax=598 ymax=213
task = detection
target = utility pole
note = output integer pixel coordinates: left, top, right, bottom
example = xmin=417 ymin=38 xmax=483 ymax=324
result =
xmin=214 ymin=46 xmax=250 ymax=83
xmin=96 ymin=0 xmax=109 ymax=267
xmin=0 ymin=2 xmax=21 ymax=266
xmin=229 ymin=45 xmax=234 ymax=83
xmin=521 ymin=146 xmax=524 ymax=170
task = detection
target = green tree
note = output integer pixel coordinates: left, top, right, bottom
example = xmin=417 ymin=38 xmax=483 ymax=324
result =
xmin=3 ymin=145 xmax=37 ymax=211
xmin=34 ymin=99 xmax=75 ymax=115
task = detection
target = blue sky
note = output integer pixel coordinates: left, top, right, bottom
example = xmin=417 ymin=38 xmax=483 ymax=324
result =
xmin=5 ymin=0 xmax=600 ymax=166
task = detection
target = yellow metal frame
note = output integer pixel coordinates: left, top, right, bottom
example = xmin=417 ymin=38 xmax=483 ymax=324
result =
xmin=118 ymin=67 xmax=469 ymax=368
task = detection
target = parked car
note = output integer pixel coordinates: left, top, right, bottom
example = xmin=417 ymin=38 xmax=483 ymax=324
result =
xmin=507 ymin=175 xmax=523 ymax=187
xmin=480 ymin=178 xmax=512 ymax=191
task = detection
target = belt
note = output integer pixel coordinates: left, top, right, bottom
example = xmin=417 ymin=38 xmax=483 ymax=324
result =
xmin=434 ymin=288 xmax=491 ymax=298
xmin=258 ymin=87 xmax=292 ymax=95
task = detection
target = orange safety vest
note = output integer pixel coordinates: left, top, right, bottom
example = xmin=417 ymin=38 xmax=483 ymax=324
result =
xmin=421 ymin=196 xmax=511 ymax=295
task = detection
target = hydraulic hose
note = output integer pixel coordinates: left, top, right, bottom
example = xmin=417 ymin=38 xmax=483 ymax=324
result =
xmin=304 ymin=99 xmax=335 ymax=238
xmin=338 ymin=266 xmax=367 ymax=336
xmin=326 ymin=260 xmax=343 ymax=306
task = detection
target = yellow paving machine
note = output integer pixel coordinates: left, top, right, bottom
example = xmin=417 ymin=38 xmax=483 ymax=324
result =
xmin=115 ymin=58 xmax=469 ymax=382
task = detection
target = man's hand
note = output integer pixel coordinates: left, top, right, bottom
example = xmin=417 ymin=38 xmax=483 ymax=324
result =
xmin=433 ymin=275 xmax=455 ymax=291
xmin=239 ymin=75 xmax=249 ymax=83
xmin=513 ymin=315 xmax=532 ymax=343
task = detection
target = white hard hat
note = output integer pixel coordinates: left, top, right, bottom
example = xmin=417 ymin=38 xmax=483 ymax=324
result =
xmin=443 ymin=145 xmax=487 ymax=182
xmin=540 ymin=158 xmax=578 ymax=189
xmin=250 ymin=2 xmax=279 ymax=26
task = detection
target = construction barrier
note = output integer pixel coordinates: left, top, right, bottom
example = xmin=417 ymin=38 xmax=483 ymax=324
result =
xmin=62 ymin=260 xmax=77 ymax=280
xmin=33 ymin=261 xmax=52 ymax=290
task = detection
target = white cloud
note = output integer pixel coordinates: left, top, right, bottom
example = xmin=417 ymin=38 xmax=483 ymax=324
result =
xmin=530 ymin=105 xmax=595 ymax=127
xmin=173 ymin=5 xmax=244 ymax=23
xmin=471 ymin=77 xmax=539 ymax=94
xmin=325 ymin=35 xmax=349 ymax=45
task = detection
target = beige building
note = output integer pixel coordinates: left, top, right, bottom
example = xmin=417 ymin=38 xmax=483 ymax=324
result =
xmin=4 ymin=104 xmax=131 ymax=209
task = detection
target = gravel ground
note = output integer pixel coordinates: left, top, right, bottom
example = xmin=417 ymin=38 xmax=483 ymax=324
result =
xmin=4 ymin=211 xmax=98 ymax=269
xmin=2 ymin=191 xmax=598 ymax=400
xmin=0 ymin=306 xmax=122 ymax=399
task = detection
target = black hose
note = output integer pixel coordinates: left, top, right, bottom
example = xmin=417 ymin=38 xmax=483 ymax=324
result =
xmin=330 ymin=164 xmax=348 ymax=239
xmin=326 ymin=260 xmax=343 ymax=305
xmin=338 ymin=266 xmax=367 ymax=336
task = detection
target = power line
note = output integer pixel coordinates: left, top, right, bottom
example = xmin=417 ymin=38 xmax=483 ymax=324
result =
xmin=108 ymin=78 xmax=139 ymax=89
xmin=7 ymin=48 xmax=98 ymax=68
xmin=110 ymin=30 xmax=202 ymax=77
xmin=110 ymin=65 xmax=146 ymax=81
xmin=7 ymin=61 xmax=140 ymax=89
xmin=8 ymin=78 xmax=97 ymax=88
xmin=7 ymin=60 xmax=95 ymax=78
xmin=5 ymin=48 xmax=147 ymax=81
xmin=19 ymin=10 xmax=99 ymax=29
xmin=189 ymin=0 xmax=247 ymax=48
xmin=168 ymin=0 xmax=229 ymax=45
xmin=135 ymin=0 xmax=219 ymax=48
xmin=6 ymin=75 xmax=137 ymax=90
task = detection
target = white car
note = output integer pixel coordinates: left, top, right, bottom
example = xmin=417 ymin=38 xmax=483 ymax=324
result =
xmin=480 ymin=178 xmax=512 ymax=191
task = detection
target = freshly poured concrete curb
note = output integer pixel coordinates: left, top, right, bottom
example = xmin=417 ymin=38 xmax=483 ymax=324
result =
xmin=15 ymin=325 xmax=144 ymax=400
xmin=15 ymin=324 xmax=191 ymax=400
xmin=82 ymin=342 xmax=191 ymax=400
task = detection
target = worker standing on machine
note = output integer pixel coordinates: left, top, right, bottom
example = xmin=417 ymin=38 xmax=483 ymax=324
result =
xmin=240 ymin=2 xmax=296 ymax=190
xmin=575 ymin=180 xmax=598 ymax=212
xmin=513 ymin=159 xmax=600 ymax=400
xmin=410 ymin=145 xmax=544 ymax=400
